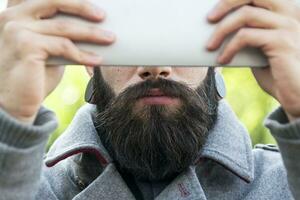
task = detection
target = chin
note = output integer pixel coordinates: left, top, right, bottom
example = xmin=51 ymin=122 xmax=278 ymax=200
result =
xmin=132 ymin=103 xmax=184 ymax=122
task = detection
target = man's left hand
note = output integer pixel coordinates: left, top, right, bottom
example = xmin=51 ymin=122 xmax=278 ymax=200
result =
xmin=206 ymin=0 xmax=300 ymax=121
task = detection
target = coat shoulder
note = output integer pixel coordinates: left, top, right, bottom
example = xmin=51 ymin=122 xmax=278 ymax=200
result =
xmin=254 ymin=144 xmax=279 ymax=152
xmin=252 ymin=143 xmax=287 ymax=182
xmin=252 ymin=143 xmax=282 ymax=169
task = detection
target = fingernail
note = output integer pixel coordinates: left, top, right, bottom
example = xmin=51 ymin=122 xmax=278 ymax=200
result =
xmin=103 ymin=31 xmax=116 ymax=41
xmin=207 ymin=12 xmax=215 ymax=20
xmin=94 ymin=8 xmax=105 ymax=18
xmin=206 ymin=40 xmax=214 ymax=50
xmin=207 ymin=3 xmax=220 ymax=21
xmin=217 ymin=55 xmax=225 ymax=64
xmin=87 ymin=55 xmax=103 ymax=64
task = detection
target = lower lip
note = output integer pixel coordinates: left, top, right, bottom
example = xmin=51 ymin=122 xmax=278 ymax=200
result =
xmin=139 ymin=96 xmax=179 ymax=105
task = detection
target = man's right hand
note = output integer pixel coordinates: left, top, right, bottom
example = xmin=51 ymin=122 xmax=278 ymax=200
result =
xmin=0 ymin=0 xmax=115 ymax=124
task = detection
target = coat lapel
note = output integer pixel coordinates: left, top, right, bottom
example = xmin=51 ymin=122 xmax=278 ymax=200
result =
xmin=73 ymin=164 xmax=135 ymax=200
xmin=156 ymin=166 xmax=207 ymax=200
xmin=45 ymin=100 xmax=255 ymax=199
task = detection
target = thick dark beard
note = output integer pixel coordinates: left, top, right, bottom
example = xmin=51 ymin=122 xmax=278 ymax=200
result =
xmin=93 ymin=68 xmax=219 ymax=181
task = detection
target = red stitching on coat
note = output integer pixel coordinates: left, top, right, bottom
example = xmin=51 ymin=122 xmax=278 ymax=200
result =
xmin=45 ymin=148 xmax=108 ymax=167
xmin=178 ymin=183 xmax=191 ymax=198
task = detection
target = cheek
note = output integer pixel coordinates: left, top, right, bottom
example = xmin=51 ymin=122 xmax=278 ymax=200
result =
xmin=100 ymin=67 xmax=137 ymax=94
xmin=175 ymin=67 xmax=208 ymax=88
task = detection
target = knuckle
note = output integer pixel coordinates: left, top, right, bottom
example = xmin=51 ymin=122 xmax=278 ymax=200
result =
xmin=48 ymin=0 xmax=67 ymax=10
xmin=88 ymin=26 xmax=100 ymax=40
xmin=3 ymin=21 xmax=21 ymax=35
xmin=216 ymin=20 xmax=226 ymax=32
xmin=237 ymin=28 xmax=248 ymax=38
xmin=49 ymin=0 xmax=60 ymax=7
xmin=240 ymin=5 xmax=253 ymax=13
xmin=0 ymin=10 xmax=10 ymax=26
xmin=81 ymin=3 xmax=93 ymax=14
xmin=235 ymin=28 xmax=249 ymax=45
xmin=0 ymin=11 xmax=5 ymax=20
xmin=77 ymin=52 xmax=88 ymax=63
xmin=240 ymin=5 xmax=254 ymax=19
xmin=14 ymin=31 xmax=41 ymax=57
xmin=54 ymin=20 xmax=69 ymax=32
xmin=286 ymin=18 xmax=299 ymax=29
xmin=61 ymin=38 xmax=73 ymax=51
xmin=277 ymin=30 xmax=294 ymax=48
xmin=16 ymin=31 xmax=35 ymax=48
xmin=79 ymin=0 xmax=94 ymax=12
xmin=66 ymin=0 xmax=86 ymax=12
xmin=58 ymin=39 xmax=79 ymax=60
xmin=222 ymin=0 xmax=231 ymax=6
xmin=223 ymin=0 xmax=236 ymax=7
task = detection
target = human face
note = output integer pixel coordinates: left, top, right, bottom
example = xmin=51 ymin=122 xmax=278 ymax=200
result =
xmin=100 ymin=66 xmax=208 ymax=93
xmin=93 ymin=67 xmax=218 ymax=181
xmin=99 ymin=66 xmax=209 ymax=111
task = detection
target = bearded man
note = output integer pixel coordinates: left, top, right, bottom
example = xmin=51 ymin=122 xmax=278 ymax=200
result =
xmin=0 ymin=0 xmax=300 ymax=200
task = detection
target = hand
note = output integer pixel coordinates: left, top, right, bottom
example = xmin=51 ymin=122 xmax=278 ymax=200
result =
xmin=206 ymin=0 xmax=300 ymax=121
xmin=0 ymin=0 xmax=115 ymax=123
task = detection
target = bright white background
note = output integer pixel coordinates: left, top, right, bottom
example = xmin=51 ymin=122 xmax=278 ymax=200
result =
xmin=0 ymin=0 xmax=7 ymax=12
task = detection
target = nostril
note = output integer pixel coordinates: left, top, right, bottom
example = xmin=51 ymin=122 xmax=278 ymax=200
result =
xmin=160 ymin=71 xmax=169 ymax=77
xmin=142 ymin=72 xmax=151 ymax=78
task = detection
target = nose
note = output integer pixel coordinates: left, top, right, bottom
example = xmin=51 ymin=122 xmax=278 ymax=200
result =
xmin=137 ymin=66 xmax=172 ymax=80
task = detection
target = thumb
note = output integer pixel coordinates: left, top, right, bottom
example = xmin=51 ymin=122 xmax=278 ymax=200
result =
xmin=251 ymin=67 xmax=274 ymax=96
xmin=45 ymin=65 xmax=65 ymax=96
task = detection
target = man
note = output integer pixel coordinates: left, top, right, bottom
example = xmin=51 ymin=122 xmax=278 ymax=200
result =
xmin=0 ymin=0 xmax=300 ymax=199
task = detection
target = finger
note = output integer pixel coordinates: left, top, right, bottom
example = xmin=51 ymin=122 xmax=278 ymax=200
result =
xmin=217 ymin=28 xmax=275 ymax=64
xmin=24 ymin=20 xmax=116 ymax=44
xmin=20 ymin=0 xmax=105 ymax=21
xmin=208 ymin=0 xmax=294 ymax=22
xmin=207 ymin=6 xmax=289 ymax=50
xmin=45 ymin=65 xmax=65 ymax=94
xmin=38 ymin=34 xmax=104 ymax=66
xmin=8 ymin=0 xmax=23 ymax=7
xmin=251 ymin=67 xmax=274 ymax=95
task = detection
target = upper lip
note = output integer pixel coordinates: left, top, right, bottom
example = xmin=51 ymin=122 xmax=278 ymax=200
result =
xmin=144 ymin=88 xmax=166 ymax=97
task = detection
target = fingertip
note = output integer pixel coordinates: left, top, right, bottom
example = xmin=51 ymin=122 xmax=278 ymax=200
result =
xmin=207 ymin=4 xmax=223 ymax=23
xmin=217 ymin=54 xmax=229 ymax=65
xmin=90 ymin=6 xmax=106 ymax=21
xmin=104 ymin=31 xmax=116 ymax=42
xmin=207 ymin=13 xmax=222 ymax=24
xmin=206 ymin=45 xmax=215 ymax=51
xmin=206 ymin=38 xmax=217 ymax=51
xmin=85 ymin=55 xmax=103 ymax=65
xmin=207 ymin=12 xmax=218 ymax=22
xmin=95 ymin=9 xmax=106 ymax=21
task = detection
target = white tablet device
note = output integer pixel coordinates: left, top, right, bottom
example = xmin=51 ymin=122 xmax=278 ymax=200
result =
xmin=46 ymin=0 xmax=269 ymax=67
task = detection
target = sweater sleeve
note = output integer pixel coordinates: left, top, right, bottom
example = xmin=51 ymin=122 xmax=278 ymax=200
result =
xmin=264 ymin=107 xmax=300 ymax=200
xmin=0 ymin=106 xmax=58 ymax=200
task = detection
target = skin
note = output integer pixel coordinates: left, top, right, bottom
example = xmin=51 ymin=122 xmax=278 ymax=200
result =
xmin=96 ymin=66 xmax=207 ymax=95
xmin=1 ymin=0 xmax=300 ymax=124
xmin=99 ymin=66 xmax=207 ymax=112
xmin=0 ymin=0 xmax=113 ymax=122
xmin=206 ymin=0 xmax=300 ymax=121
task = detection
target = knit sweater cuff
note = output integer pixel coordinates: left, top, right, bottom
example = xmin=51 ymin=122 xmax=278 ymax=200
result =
xmin=0 ymin=106 xmax=58 ymax=148
xmin=264 ymin=107 xmax=300 ymax=140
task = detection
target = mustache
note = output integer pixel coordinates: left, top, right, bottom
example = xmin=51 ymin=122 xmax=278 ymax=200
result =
xmin=114 ymin=78 xmax=202 ymax=103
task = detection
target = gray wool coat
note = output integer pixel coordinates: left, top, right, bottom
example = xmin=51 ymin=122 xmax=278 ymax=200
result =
xmin=0 ymin=100 xmax=300 ymax=200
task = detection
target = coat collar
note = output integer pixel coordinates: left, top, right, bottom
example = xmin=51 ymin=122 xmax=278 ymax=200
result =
xmin=71 ymin=164 xmax=207 ymax=200
xmin=45 ymin=100 xmax=254 ymax=183
xmin=199 ymin=100 xmax=254 ymax=183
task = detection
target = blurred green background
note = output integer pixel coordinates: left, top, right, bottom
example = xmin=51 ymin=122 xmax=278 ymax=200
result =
xmin=44 ymin=67 xmax=278 ymax=150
